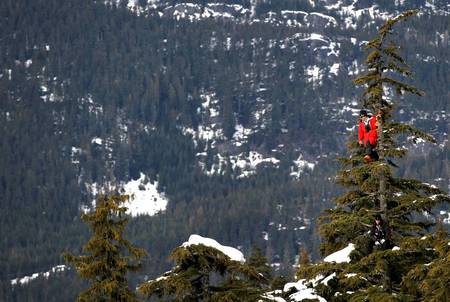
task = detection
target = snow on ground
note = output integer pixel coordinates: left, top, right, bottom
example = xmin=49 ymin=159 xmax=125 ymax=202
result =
xmin=440 ymin=210 xmax=450 ymax=224
xmin=11 ymin=265 xmax=67 ymax=286
xmin=182 ymin=234 xmax=245 ymax=262
xmin=91 ymin=137 xmax=103 ymax=145
xmin=197 ymin=150 xmax=280 ymax=178
xmin=231 ymin=151 xmax=280 ymax=178
xmin=84 ymin=172 xmax=168 ymax=217
xmin=308 ymin=12 xmax=337 ymax=27
xmin=25 ymin=59 xmax=32 ymax=68
xmin=121 ymin=173 xmax=168 ymax=216
xmin=232 ymin=124 xmax=253 ymax=147
xmin=305 ymin=65 xmax=323 ymax=86
xmin=325 ymin=1 xmax=395 ymax=29
xmin=290 ymin=154 xmax=316 ymax=179
xmin=324 ymin=243 xmax=355 ymax=263
xmin=329 ymin=63 xmax=340 ymax=76
xmin=79 ymin=94 xmax=103 ymax=115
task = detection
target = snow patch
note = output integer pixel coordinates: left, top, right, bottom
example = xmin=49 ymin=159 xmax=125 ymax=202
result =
xmin=121 ymin=173 xmax=168 ymax=216
xmin=305 ymin=65 xmax=323 ymax=85
xmin=329 ymin=63 xmax=340 ymax=76
xmin=91 ymin=137 xmax=103 ymax=145
xmin=324 ymin=243 xmax=355 ymax=263
xmin=84 ymin=173 xmax=168 ymax=217
xmin=25 ymin=59 xmax=32 ymax=68
xmin=320 ymin=272 xmax=336 ymax=285
xmin=290 ymin=154 xmax=316 ymax=179
xmin=11 ymin=265 xmax=67 ymax=286
xmin=283 ymin=276 xmax=327 ymax=302
xmin=182 ymin=234 xmax=245 ymax=262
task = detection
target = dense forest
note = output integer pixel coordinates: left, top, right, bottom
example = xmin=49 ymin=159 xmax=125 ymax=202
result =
xmin=0 ymin=0 xmax=448 ymax=300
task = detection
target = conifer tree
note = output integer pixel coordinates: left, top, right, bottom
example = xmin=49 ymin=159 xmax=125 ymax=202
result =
xmin=296 ymin=10 xmax=450 ymax=301
xmin=64 ymin=195 xmax=147 ymax=302
xmin=138 ymin=238 xmax=270 ymax=301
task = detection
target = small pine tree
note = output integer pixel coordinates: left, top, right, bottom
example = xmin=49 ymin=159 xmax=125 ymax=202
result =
xmin=296 ymin=10 xmax=450 ymax=301
xmin=138 ymin=239 xmax=270 ymax=301
xmin=246 ymin=246 xmax=273 ymax=287
xmin=64 ymin=195 xmax=147 ymax=302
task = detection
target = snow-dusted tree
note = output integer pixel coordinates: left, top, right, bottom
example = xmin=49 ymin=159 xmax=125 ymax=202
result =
xmin=295 ymin=10 xmax=450 ymax=301
xmin=138 ymin=235 xmax=270 ymax=301
xmin=64 ymin=195 xmax=147 ymax=302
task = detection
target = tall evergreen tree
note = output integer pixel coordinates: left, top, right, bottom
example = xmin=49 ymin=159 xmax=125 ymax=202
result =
xmin=296 ymin=10 xmax=450 ymax=301
xmin=64 ymin=195 xmax=147 ymax=302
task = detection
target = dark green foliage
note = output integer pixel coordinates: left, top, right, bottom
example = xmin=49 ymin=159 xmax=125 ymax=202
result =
xmin=64 ymin=195 xmax=147 ymax=302
xmin=138 ymin=241 xmax=270 ymax=301
xmin=401 ymin=226 xmax=450 ymax=301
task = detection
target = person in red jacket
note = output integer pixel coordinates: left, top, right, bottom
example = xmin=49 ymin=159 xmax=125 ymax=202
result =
xmin=358 ymin=110 xmax=379 ymax=162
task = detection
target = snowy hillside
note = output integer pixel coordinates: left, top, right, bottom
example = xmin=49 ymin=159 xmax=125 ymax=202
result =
xmin=1 ymin=0 xmax=449 ymax=300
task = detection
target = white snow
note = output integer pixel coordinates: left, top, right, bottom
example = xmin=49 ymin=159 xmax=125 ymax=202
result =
xmin=392 ymin=246 xmax=400 ymax=251
xmin=121 ymin=173 xmax=168 ymax=216
xmin=232 ymin=124 xmax=253 ymax=147
xmin=11 ymin=265 xmax=67 ymax=286
xmin=203 ymin=151 xmax=280 ymax=178
xmin=91 ymin=137 xmax=103 ymax=145
xmin=260 ymin=293 xmax=287 ymax=302
xmin=305 ymin=65 xmax=323 ymax=85
xmin=308 ymin=12 xmax=337 ymax=26
xmin=324 ymin=243 xmax=355 ymax=263
xmin=25 ymin=59 xmax=32 ymax=68
xmin=290 ymin=154 xmax=316 ymax=179
xmin=296 ymin=33 xmax=329 ymax=43
xmin=290 ymin=289 xmax=327 ymax=302
xmin=283 ymin=277 xmax=327 ymax=302
xmin=182 ymin=234 xmax=245 ymax=262
xmin=243 ymin=151 xmax=280 ymax=170
xmin=320 ymin=272 xmax=336 ymax=286
xmin=442 ymin=212 xmax=450 ymax=224
xmin=85 ymin=173 xmax=168 ymax=217
xmin=329 ymin=63 xmax=340 ymax=76
xmin=79 ymin=94 xmax=103 ymax=115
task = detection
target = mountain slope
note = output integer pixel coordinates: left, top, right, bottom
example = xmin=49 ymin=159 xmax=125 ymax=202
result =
xmin=0 ymin=0 xmax=448 ymax=300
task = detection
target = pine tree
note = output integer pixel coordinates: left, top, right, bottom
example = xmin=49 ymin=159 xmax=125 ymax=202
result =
xmin=138 ymin=238 xmax=270 ymax=301
xmin=296 ymin=10 xmax=450 ymax=301
xmin=401 ymin=223 xmax=450 ymax=301
xmin=64 ymin=195 xmax=147 ymax=302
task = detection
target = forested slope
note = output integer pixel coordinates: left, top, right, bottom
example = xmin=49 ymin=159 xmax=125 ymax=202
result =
xmin=0 ymin=0 xmax=448 ymax=300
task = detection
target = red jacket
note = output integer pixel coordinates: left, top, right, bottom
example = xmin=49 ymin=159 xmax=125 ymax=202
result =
xmin=358 ymin=116 xmax=378 ymax=146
